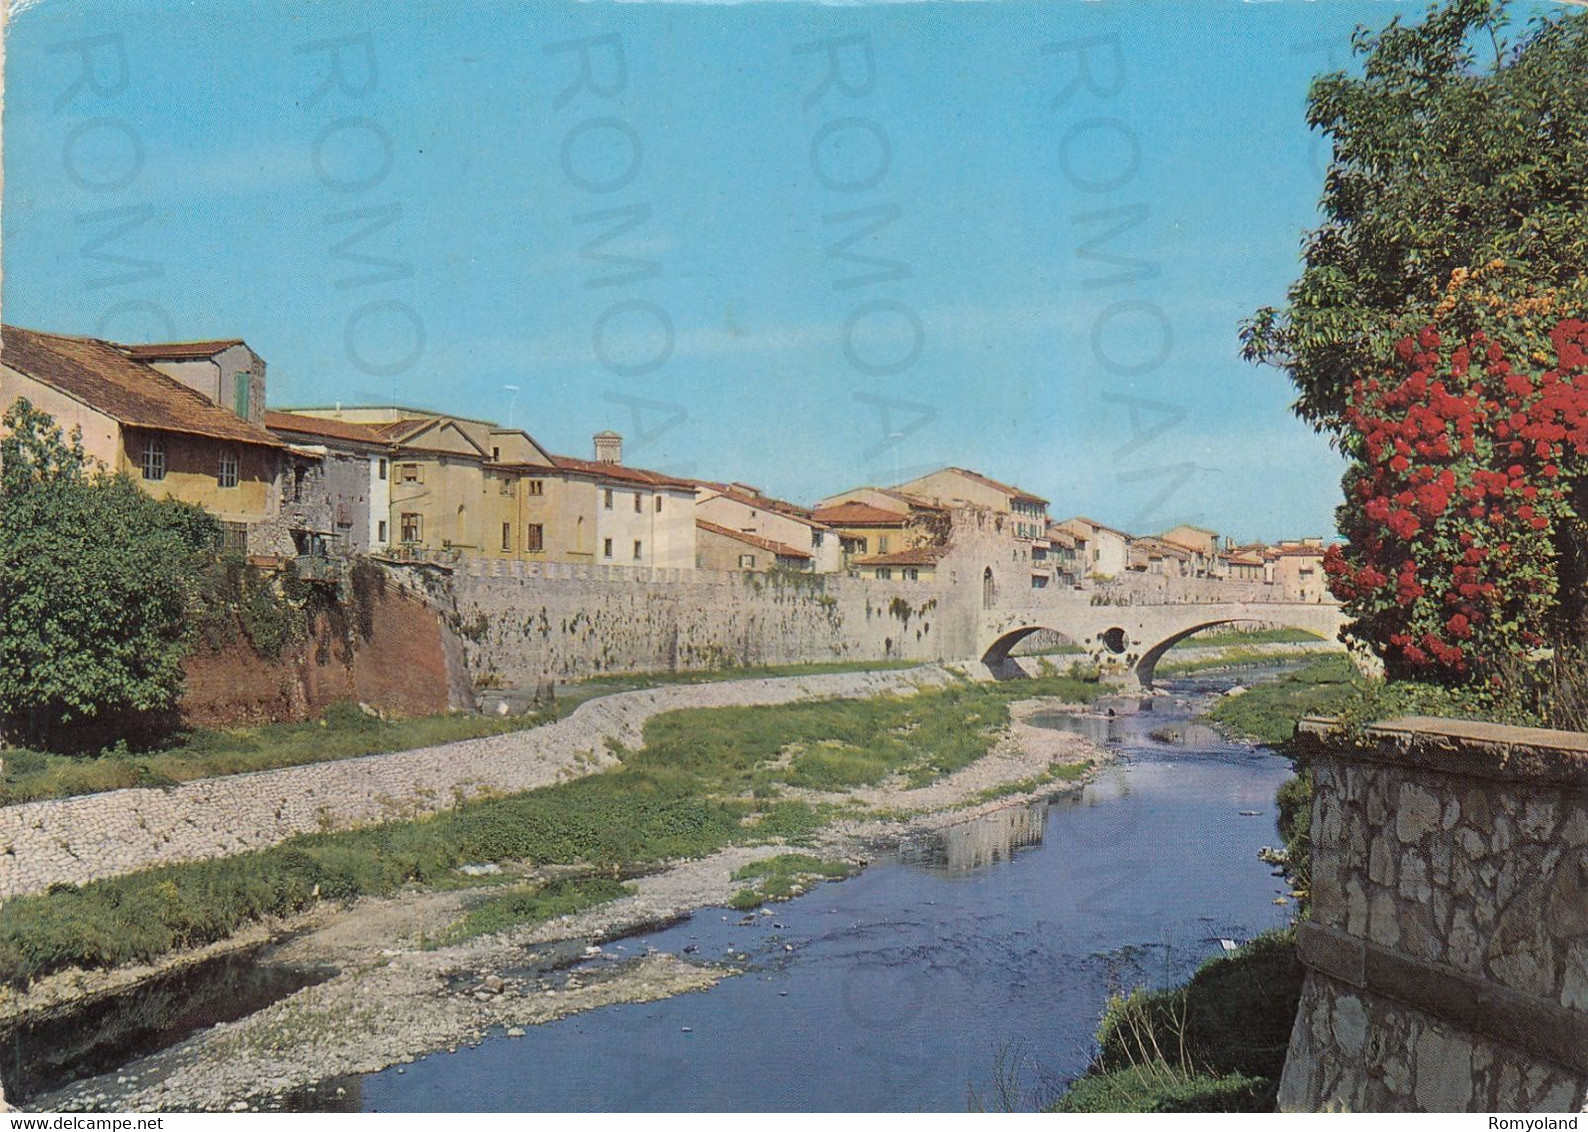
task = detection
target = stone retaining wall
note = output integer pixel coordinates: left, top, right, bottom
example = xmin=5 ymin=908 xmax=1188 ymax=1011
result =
xmin=1279 ymin=716 xmax=1588 ymax=1112
xmin=0 ymin=667 xmax=953 ymax=899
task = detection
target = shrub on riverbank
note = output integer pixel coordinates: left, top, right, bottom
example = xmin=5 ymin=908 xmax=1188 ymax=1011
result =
xmin=728 ymin=854 xmax=858 ymax=909
xmin=1053 ymin=930 xmax=1303 ymax=1113
xmin=427 ymin=877 xmax=636 ymax=948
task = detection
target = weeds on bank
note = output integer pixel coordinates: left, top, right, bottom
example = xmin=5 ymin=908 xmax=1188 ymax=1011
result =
xmin=1051 ymin=930 xmax=1301 ymax=1113
xmin=427 ymin=877 xmax=636 ymax=948
xmin=726 ymin=854 xmax=858 ymax=910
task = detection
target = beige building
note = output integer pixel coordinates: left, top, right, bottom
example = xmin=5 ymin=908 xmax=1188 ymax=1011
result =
xmin=285 ymin=409 xmax=696 ymax=569
xmin=1129 ymin=536 xmax=1193 ymax=577
xmin=851 ymin=545 xmax=946 ymax=582
xmin=1056 ymin=517 xmax=1132 ymax=579
xmin=894 ymin=467 xmax=1049 ymax=542
xmin=694 ymin=482 xmax=840 ymax=573
xmin=1272 ymin=544 xmax=1329 ymax=602
xmin=0 ymin=326 xmax=289 ymax=555
xmin=695 ymin=520 xmax=814 ymax=572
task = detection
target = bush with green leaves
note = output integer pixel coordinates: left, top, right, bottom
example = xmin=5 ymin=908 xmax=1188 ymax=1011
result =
xmin=0 ymin=400 xmax=220 ymax=751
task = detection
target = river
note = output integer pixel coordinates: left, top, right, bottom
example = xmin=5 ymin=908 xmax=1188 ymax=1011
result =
xmin=335 ymin=666 xmax=1299 ymax=1112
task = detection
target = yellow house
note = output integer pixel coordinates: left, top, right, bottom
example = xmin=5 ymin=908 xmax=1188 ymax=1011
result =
xmin=0 ymin=325 xmax=289 ymax=555
xmin=851 ymin=545 xmax=946 ymax=582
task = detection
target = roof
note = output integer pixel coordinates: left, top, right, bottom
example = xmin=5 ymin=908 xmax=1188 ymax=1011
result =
xmin=1133 ymin=537 xmax=1192 ymax=559
xmin=696 ymin=483 xmax=829 ymax=529
xmin=929 ymin=467 xmax=1048 ymax=506
xmin=1275 ymin=544 xmax=1328 ymax=558
xmin=1060 ymin=516 xmax=1132 ymax=540
xmin=2 ymin=326 xmax=285 ymax=449
xmin=266 ymin=410 xmax=393 ymax=446
xmin=551 ymin=453 xmax=695 ymax=490
xmin=1158 ymin=536 xmax=1205 ymax=557
xmin=812 ymin=501 xmax=910 ymax=527
xmin=696 ymin=520 xmax=812 ymax=561
xmin=1224 ymin=553 xmax=1264 ymax=567
xmin=853 ymin=546 xmax=947 ymax=567
xmin=118 ymin=339 xmax=246 ymax=360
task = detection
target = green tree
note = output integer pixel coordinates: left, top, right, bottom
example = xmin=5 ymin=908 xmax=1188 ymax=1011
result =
xmin=1241 ymin=0 xmax=1588 ymax=435
xmin=0 ymin=399 xmax=220 ymax=751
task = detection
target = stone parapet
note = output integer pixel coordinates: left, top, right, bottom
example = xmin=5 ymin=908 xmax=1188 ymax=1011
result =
xmin=1280 ymin=716 xmax=1588 ymax=1112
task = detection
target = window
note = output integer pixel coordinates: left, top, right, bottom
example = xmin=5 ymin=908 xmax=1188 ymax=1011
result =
xmin=139 ymin=438 xmax=166 ymax=481
xmin=220 ymin=521 xmax=248 ymax=555
xmin=655 ymin=496 xmax=663 ymax=513
xmin=500 ymin=475 xmax=514 ymax=496
xmin=633 ymin=539 xmax=642 ymax=560
xmin=233 ymin=371 xmax=250 ymax=418
xmin=603 ymin=489 xmax=614 ymax=510
xmin=400 ymin=463 xmax=422 ymax=484
xmin=491 ymin=446 xmax=500 ymax=461
xmin=401 ymin=512 xmax=422 ymax=542
xmin=634 ymin=493 xmax=642 ymax=513
xmin=525 ymin=523 xmax=544 ymax=553
xmin=603 ymin=538 xmax=613 ymax=558
xmin=378 ymin=458 xmax=388 ymax=481
xmin=215 ymin=450 xmax=238 ymax=489
xmin=501 ymin=522 xmax=512 ymax=551
xmin=739 ymin=554 xmax=757 ymax=568
xmin=878 ymin=536 xmax=890 ymax=554
xmin=876 ymin=567 xmax=893 ymax=580
xmin=904 ymin=568 xmax=919 ymax=581
xmin=292 ymin=464 xmax=307 ymax=501
xmin=377 ymin=520 xmax=388 ymax=543
xmin=527 ymin=480 xmax=544 ymax=496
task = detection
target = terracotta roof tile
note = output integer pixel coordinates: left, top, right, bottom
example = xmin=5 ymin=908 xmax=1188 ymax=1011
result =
xmin=696 ymin=519 xmax=812 ymax=560
xmin=3 ymin=326 xmax=283 ymax=449
xmin=935 ymin=467 xmax=1049 ymax=506
xmin=551 ymin=454 xmax=695 ymax=490
xmin=811 ymin=501 xmax=909 ymax=527
xmin=118 ymin=339 xmax=246 ymax=360
xmin=853 ymin=546 xmax=947 ymax=567
xmin=697 ymin=483 xmax=829 ymax=529
xmin=266 ymin=410 xmax=392 ymax=446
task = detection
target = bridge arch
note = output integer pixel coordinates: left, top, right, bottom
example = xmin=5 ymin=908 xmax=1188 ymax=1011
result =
xmin=1132 ymin=616 xmax=1331 ymax=688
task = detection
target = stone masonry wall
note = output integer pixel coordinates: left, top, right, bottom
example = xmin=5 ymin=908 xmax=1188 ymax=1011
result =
xmin=1279 ymin=716 xmax=1588 ymax=1112
xmin=438 ymin=559 xmax=979 ymax=687
xmin=0 ymin=667 xmax=953 ymax=899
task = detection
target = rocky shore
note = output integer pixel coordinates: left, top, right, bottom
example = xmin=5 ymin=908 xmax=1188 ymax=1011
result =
xmin=17 ymin=691 xmax=1106 ymax=1113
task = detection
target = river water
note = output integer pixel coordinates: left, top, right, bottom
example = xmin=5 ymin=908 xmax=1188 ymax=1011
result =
xmin=348 ymin=667 xmax=1299 ymax=1112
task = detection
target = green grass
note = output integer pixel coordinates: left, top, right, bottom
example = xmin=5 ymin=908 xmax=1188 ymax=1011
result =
xmin=0 ymin=701 xmax=561 ymax=806
xmin=1155 ymin=647 xmax=1333 ymax=677
xmin=1053 ymin=929 xmax=1303 ymax=1113
xmin=727 ymin=853 xmax=858 ymax=909
xmin=1199 ymin=655 xmax=1359 ymax=747
xmin=1168 ymin=627 xmax=1324 ymax=650
xmin=0 ymin=660 xmax=933 ymax=806
xmin=426 ymin=877 xmax=635 ymax=948
xmin=0 ymin=670 xmax=1099 ymax=986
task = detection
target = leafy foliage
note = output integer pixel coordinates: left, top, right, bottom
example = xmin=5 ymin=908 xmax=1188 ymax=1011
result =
xmin=1241 ymin=0 xmax=1588 ymax=433
xmin=0 ymin=400 xmax=219 ymax=750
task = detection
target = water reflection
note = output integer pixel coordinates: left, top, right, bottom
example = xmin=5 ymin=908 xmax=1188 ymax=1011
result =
xmin=903 ymin=800 xmax=1048 ymax=873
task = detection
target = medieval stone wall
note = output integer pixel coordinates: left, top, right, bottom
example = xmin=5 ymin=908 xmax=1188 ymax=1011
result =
xmin=1279 ymin=717 xmax=1588 ymax=1112
xmin=435 ymin=558 xmax=981 ymax=686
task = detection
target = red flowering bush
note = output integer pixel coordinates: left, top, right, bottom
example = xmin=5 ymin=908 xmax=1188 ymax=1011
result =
xmin=1328 ymin=281 xmax=1588 ymax=684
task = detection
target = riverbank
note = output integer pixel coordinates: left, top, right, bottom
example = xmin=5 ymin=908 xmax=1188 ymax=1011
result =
xmin=11 ymin=682 xmax=1108 ymax=1113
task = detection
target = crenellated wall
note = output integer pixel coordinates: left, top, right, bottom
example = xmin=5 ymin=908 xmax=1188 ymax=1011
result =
xmin=1280 ymin=716 xmax=1588 ymax=1112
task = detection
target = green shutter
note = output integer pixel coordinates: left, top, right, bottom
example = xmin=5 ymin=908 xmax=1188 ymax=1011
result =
xmin=233 ymin=371 xmax=250 ymax=418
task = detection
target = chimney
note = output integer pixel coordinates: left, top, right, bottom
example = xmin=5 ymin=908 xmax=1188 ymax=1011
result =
xmin=593 ymin=431 xmax=623 ymax=465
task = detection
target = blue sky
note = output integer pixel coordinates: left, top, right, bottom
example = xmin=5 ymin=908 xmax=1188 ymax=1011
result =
xmin=1 ymin=0 xmax=1498 ymax=541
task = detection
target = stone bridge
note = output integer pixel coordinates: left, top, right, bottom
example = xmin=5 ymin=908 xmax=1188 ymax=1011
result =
xmin=978 ymin=593 xmax=1347 ymax=687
